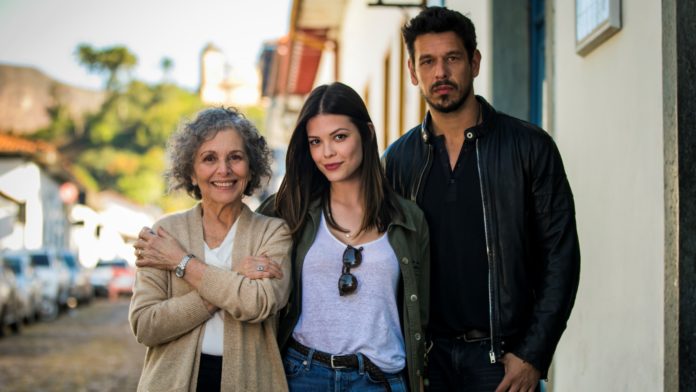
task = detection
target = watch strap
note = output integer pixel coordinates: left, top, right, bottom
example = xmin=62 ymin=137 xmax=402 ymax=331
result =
xmin=176 ymin=254 xmax=195 ymax=278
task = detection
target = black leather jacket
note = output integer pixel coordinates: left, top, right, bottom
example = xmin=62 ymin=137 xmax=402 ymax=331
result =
xmin=382 ymin=96 xmax=580 ymax=376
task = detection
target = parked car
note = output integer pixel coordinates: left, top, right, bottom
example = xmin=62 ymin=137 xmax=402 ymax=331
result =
xmin=28 ymin=249 xmax=71 ymax=320
xmin=90 ymin=258 xmax=131 ymax=297
xmin=0 ymin=261 xmax=22 ymax=335
xmin=59 ymin=250 xmax=94 ymax=305
xmin=2 ymin=250 xmax=41 ymax=324
xmin=109 ymin=265 xmax=136 ymax=298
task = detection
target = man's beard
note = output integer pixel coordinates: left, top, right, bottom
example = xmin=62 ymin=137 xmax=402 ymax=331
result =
xmin=423 ymin=80 xmax=472 ymax=114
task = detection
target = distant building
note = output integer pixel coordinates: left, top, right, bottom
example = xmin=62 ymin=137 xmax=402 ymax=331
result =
xmin=199 ymin=43 xmax=260 ymax=107
xmin=0 ymin=133 xmax=80 ymax=251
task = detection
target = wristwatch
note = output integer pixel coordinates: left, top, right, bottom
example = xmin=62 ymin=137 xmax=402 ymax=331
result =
xmin=175 ymin=254 xmax=195 ymax=278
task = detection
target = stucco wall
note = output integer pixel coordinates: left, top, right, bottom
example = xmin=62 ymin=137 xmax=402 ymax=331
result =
xmin=550 ymin=1 xmax=664 ymax=390
xmin=337 ymin=0 xmax=491 ymax=150
xmin=338 ymin=0 xmax=412 ymax=150
xmin=446 ymin=0 xmax=491 ymax=102
xmin=0 ymin=158 xmax=68 ymax=250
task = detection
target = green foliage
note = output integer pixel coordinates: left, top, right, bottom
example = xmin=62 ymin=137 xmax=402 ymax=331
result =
xmin=58 ymin=44 xmax=206 ymax=208
xmin=160 ymin=57 xmax=174 ymax=81
xmin=71 ymin=165 xmax=99 ymax=192
xmin=36 ymin=43 xmax=270 ymax=210
xmin=76 ymin=44 xmax=137 ymax=91
xmin=160 ymin=191 xmax=197 ymax=214
xmin=34 ymin=84 xmax=84 ymax=144
xmin=243 ymin=105 xmax=266 ymax=136
xmin=72 ymin=80 xmax=204 ymax=207
xmin=117 ymin=170 xmax=164 ymax=205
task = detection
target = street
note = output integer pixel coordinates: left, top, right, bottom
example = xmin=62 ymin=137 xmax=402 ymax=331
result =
xmin=0 ymin=298 xmax=145 ymax=391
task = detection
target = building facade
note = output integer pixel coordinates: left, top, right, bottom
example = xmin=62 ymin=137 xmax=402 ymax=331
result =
xmin=261 ymin=0 xmax=695 ymax=390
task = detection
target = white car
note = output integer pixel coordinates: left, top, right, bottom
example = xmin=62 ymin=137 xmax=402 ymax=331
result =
xmin=0 ymin=261 xmax=22 ymax=335
xmin=59 ymin=251 xmax=94 ymax=305
xmin=2 ymin=250 xmax=42 ymax=324
xmin=28 ymin=250 xmax=71 ymax=320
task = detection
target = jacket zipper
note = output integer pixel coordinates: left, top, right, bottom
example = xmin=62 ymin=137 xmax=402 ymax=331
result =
xmin=475 ymin=140 xmax=498 ymax=364
xmin=413 ymin=144 xmax=433 ymax=202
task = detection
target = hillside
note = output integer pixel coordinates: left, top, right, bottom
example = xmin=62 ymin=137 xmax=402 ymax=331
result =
xmin=0 ymin=64 xmax=105 ymax=134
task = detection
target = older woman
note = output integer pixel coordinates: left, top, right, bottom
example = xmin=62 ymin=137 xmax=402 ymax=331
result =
xmin=129 ymin=107 xmax=292 ymax=392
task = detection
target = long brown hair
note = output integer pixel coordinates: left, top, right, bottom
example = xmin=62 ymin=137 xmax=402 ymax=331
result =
xmin=275 ymin=82 xmax=401 ymax=239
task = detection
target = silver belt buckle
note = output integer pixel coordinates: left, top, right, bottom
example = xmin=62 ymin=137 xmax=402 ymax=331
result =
xmin=330 ymin=355 xmax=347 ymax=369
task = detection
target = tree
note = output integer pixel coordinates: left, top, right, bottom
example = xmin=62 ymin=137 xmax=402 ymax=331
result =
xmin=160 ymin=57 xmax=174 ymax=81
xmin=35 ymin=43 xmax=273 ymax=210
xmin=76 ymin=44 xmax=137 ymax=91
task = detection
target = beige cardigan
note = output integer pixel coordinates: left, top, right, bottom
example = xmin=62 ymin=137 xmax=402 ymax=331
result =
xmin=129 ymin=203 xmax=292 ymax=392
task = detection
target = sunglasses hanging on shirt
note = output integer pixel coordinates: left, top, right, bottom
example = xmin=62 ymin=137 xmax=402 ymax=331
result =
xmin=338 ymin=245 xmax=363 ymax=296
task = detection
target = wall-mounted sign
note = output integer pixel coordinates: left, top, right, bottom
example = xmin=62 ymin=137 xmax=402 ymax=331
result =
xmin=575 ymin=0 xmax=621 ymax=56
xmin=367 ymin=0 xmax=424 ymax=7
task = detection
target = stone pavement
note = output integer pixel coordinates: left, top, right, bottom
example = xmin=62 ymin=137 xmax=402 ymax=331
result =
xmin=0 ymin=298 xmax=145 ymax=391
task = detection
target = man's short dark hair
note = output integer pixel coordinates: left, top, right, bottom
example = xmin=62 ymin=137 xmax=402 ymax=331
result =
xmin=402 ymin=6 xmax=477 ymax=63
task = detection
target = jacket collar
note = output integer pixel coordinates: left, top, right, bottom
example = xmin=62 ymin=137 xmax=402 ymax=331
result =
xmin=388 ymin=197 xmax=417 ymax=233
xmin=419 ymin=95 xmax=496 ymax=143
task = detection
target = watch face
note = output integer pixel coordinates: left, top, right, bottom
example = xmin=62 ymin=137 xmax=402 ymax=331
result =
xmin=175 ymin=266 xmax=184 ymax=278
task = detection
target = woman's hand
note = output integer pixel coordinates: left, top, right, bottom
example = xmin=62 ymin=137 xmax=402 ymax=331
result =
xmin=134 ymin=226 xmax=186 ymax=271
xmin=233 ymin=254 xmax=284 ymax=280
xmin=202 ymin=299 xmax=219 ymax=315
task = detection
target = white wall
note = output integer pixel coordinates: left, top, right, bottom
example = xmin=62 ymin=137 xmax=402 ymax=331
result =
xmin=336 ymin=0 xmax=493 ymax=150
xmin=0 ymin=158 xmax=67 ymax=250
xmin=550 ymin=1 xmax=664 ymax=390
xmin=338 ymin=0 xmax=408 ymax=150
xmin=446 ymin=0 xmax=492 ymax=101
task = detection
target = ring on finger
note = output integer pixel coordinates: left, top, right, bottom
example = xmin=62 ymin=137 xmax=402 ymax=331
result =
xmin=256 ymin=264 xmax=265 ymax=272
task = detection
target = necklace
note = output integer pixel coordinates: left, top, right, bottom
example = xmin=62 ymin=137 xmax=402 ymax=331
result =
xmin=326 ymin=208 xmax=359 ymax=240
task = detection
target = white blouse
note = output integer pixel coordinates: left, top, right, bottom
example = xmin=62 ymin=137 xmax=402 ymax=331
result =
xmin=292 ymin=213 xmax=405 ymax=373
xmin=201 ymin=220 xmax=238 ymax=356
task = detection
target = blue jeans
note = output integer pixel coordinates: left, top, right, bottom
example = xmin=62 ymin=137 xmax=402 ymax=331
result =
xmin=283 ymin=347 xmax=408 ymax=391
xmin=426 ymin=337 xmax=542 ymax=392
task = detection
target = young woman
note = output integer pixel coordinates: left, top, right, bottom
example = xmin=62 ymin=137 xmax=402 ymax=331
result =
xmin=259 ymin=82 xmax=430 ymax=392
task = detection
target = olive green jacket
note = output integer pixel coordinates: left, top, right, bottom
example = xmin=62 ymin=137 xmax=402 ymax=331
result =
xmin=258 ymin=195 xmax=430 ymax=392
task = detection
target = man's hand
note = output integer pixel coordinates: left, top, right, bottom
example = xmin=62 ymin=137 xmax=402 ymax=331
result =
xmin=494 ymin=353 xmax=540 ymax=392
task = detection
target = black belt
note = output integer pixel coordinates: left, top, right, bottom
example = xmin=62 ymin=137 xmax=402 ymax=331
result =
xmin=454 ymin=328 xmax=490 ymax=342
xmin=288 ymin=338 xmax=392 ymax=392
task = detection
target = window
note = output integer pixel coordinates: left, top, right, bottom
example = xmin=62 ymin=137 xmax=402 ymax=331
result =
xmin=530 ymin=0 xmax=546 ymax=126
xmin=575 ymin=0 xmax=621 ymax=56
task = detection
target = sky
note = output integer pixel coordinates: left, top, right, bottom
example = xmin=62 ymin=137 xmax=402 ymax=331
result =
xmin=0 ymin=0 xmax=291 ymax=91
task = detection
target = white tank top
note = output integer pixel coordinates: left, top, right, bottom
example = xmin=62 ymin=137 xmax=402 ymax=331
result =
xmin=292 ymin=213 xmax=405 ymax=373
xmin=201 ymin=220 xmax=238 ymax=356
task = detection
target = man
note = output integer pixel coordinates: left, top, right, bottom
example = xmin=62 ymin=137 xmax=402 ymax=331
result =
xmin=383 ymin=6 xmax=580 ymax=392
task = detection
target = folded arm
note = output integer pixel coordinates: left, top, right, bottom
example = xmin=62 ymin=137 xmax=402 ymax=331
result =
xmin=128 ymin=267 xmax=213 ymax=347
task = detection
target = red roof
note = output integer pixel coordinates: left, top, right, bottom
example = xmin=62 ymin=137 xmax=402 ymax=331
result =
xmin=0 ymin=132 xmax=80 ymax=187
xmin=0 ymin=132 xmax=56 ymax=155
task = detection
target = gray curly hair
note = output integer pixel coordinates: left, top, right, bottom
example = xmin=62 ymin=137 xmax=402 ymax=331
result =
xmin=165 ymin=107 xmax=272 ymax=199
